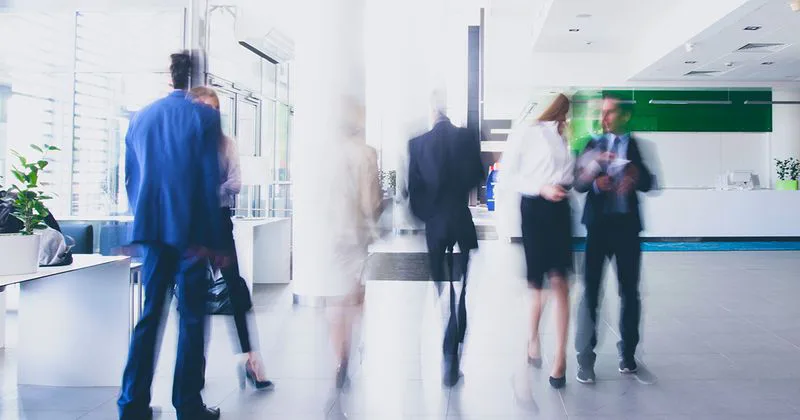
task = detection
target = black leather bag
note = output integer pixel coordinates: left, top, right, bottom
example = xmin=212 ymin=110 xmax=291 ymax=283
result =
xmin=206 ymin=265 xmax=253 ymax=315
xmin=207 ymin=271 xmax=233 ymax=315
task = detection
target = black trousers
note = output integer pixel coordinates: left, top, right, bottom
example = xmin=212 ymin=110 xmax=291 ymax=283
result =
xmin=219 ymin=207 xmax=255 ymax=354
xmin=427 ymin=232 xmax=471 ymax=357
xmin=575 ymin=216 xmax=642 ymax=368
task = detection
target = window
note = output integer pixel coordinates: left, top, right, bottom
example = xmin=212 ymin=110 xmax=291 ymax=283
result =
xmin=0 ymin=13 xmax=73 ymax=213
xmin=236 ymin=99 xmax=259 ymax=157
xmin=70 ymin=11 xmax=184 ymax=216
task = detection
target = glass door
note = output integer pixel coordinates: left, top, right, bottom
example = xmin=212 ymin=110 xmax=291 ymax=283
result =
xmin=216 ymin=88 xmax=236 ymax=138
xmin=236 ymin=97 xmax=259 ymax=157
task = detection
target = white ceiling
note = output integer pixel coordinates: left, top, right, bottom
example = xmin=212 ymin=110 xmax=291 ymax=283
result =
xmin=633 ymin=0 xmax=800 ymax=82
xmin=533 ymin=0 xmax=677 ymax=53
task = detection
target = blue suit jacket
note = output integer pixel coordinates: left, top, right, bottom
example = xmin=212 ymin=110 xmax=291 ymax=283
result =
xmin=125 ymin=90 xmax=223 ymax=252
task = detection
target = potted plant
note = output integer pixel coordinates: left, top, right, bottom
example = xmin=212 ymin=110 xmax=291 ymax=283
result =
xmin=0 ymin=143 xmax=59 ymax=275
xmin=775 ymin=157 xmax=799 ymax=191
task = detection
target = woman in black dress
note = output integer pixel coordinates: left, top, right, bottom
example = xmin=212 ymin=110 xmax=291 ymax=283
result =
xmin=189 ymin=87 xmax=274 ymax=391
xmin=501 ymin=94 xmax=574 ymax=388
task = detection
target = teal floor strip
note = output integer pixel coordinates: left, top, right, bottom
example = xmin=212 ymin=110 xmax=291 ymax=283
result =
xmin=571 ymin=242 xmax=800 ymax=252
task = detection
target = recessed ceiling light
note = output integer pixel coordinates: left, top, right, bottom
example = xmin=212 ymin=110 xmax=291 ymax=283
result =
xmin=762 ymin=61 xmax=774 ymax=65
xmin=744 ymin=26 xmax=762 ymax=30
xmin=685 ymin=60 xmax=697 ymax=64
xmin=576 ymin=13 xmax=592 ymax=18
xmin=568 ymin=28 xmax=580 ymax=32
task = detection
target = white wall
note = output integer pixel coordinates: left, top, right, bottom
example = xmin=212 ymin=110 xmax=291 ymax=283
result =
xmin=769 ymin=89 xmax=800 ymax=187
xmin=636 ymin=132 xmax=771 ymax=189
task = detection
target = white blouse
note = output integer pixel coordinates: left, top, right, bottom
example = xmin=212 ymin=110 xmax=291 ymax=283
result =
xmin=500 ymin=121 xmax=575 ymax=197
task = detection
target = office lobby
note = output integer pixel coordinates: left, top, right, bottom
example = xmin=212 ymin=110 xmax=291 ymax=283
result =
xmin=2 ymin=0 xmax=800 ymax=419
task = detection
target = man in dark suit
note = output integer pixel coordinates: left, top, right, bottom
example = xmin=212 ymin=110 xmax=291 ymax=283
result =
xmin=573 ymin=96 xmax=654 ymax=384
xmin=408 ymin=103 xmax=484 ymax=387
xmin=118 ymin=52 xmax=225 ymax=420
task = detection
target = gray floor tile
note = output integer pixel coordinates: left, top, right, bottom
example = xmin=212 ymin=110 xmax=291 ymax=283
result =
xmin=337 ymin=378 xmax=450 ymax=417
xmin=3 ymin=248 xmax=800 ymax=419
xmin=1 ymin=387 xmax=118 ymax=413
xmin=217 ymin=379 xmax=334 ymax=417
xmin=702 ymin=332 xmax=800 ymax=355
xmin=0 ymin=410 xmax=88 ymax=420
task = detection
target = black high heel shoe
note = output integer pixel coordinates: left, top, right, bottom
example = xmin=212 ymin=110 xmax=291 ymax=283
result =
xmin=549 ymin=375 xmax=566 ymax=389
xmin=238 ymin=362 xmax=275 ymax=391
xmin=549 ymin=364 xmax=567 ymax=389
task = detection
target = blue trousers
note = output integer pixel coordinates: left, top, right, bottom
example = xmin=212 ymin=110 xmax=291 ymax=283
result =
xmin=118 ymin=243 xmax=209 ymax=419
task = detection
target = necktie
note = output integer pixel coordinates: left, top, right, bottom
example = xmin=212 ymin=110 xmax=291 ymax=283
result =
xmin=609 ymin=135 xmax=620 ymax=154
xmin=605 ymin=135 xmax=627 ymax=214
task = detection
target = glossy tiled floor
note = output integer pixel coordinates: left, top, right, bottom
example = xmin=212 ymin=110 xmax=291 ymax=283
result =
xmin=3 ymin=239 xmax=800 ymax=419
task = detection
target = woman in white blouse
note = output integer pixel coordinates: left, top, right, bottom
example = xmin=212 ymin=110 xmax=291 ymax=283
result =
xmin=501 ymin=94 xmax=574 ymax=388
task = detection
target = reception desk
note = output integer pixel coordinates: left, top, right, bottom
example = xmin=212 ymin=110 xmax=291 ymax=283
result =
xmin=0 ymin=255 xmax=131 ymax=386
xmin=496 ymin=188 xmax=800 ymax=239
xmin=233 ymin=218 xmax=291 ymax=284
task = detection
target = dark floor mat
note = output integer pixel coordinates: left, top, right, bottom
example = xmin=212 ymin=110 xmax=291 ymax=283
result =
xmin=365 ymin=252 xmax=465 ymax=281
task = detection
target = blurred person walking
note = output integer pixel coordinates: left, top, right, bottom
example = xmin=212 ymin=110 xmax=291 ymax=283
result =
xmin=573 ymin=96 xmax=654 ymax=385
xmin=188 ymin=86 xmax=275 ymax=391
xmin=500 ymin=94 xmax=574 ymax=388
xmin=408 ymin=94 xmax=484 ymax=387
xmin=320 ymin=97 xmax=382 ymax=389
xmin=118 ymin=52 xmax=225 ymax=420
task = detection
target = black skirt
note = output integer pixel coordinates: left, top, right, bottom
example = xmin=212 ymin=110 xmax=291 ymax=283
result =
xmin=520 ymin=195 xmax=573 ymax=289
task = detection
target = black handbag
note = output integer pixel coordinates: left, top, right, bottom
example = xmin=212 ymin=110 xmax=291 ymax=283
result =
xmin=206 ymin=265 xmax=253 ymax=315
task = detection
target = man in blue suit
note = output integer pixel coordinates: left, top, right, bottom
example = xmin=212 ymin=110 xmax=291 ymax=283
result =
xmin=118 ymin=52 xmax=224 ymax=420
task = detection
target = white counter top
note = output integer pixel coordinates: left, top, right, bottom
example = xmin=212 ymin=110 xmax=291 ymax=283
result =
xmin=0 ymin=255 xmax=129 ymax=287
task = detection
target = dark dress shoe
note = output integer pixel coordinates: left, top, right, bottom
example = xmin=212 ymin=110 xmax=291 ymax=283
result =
xmin=177 ymin=405 xmax=220 ymax=420
xmin=118 ymin=406 xmax=153 ymax=420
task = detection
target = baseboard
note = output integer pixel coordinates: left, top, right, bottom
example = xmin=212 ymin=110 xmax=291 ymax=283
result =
xmin=506 ymin=237 xmax=800 ymax=252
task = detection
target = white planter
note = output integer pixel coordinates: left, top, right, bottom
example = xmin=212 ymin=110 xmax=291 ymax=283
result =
xmin=0 ymin=233 xmax=41 ymax=276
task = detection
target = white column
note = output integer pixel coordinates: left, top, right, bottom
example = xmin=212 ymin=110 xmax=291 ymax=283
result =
xmin=770 ymin=89 xmax=800 ymax=187
xmin=291 ymin=0 xmax=366 ymax=301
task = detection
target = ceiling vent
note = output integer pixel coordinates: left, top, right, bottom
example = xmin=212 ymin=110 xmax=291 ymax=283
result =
xmin=736 ymin=43 xmax=787 ymax=52
xmin=684 ymin=70 xmax=721 ymax=76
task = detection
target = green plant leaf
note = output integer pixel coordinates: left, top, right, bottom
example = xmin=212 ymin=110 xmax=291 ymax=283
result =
xmin=12 ymin=170 xmax=25 ymax=184
xmin=30 ymin=144 xmax=43 ymax=153
xmin=37 ymin=160 xmax=49 ymax=169
xmin=47 ymin=145 xmax=60 ymax=151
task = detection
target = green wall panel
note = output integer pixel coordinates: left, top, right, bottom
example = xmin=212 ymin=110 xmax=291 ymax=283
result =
xmin=570 ymin=89 xmax=772 ymax=151
xmin=603 ymin=89 xmax=772 ymax=132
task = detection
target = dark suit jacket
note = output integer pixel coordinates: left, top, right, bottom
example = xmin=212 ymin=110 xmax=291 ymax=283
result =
xmin=125 ymin=90 xmax=223 ymax=252
xmin=574 ymin=134 xmax=654 ymax=232
xmin=408 ymin=119 xmax=484 ymax=250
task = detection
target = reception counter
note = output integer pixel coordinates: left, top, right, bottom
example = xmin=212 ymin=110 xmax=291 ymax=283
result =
xmin=0 ymin=255 xmax=131 ymax=386
xmin=495 ymin=188 xmax=800 ymax=239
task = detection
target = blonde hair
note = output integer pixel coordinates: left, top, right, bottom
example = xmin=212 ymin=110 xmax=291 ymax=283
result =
xmin=188 ymin=86 xmax=220 ymax=109
xmin=537 ymin=93 xmax=570 ymax=122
